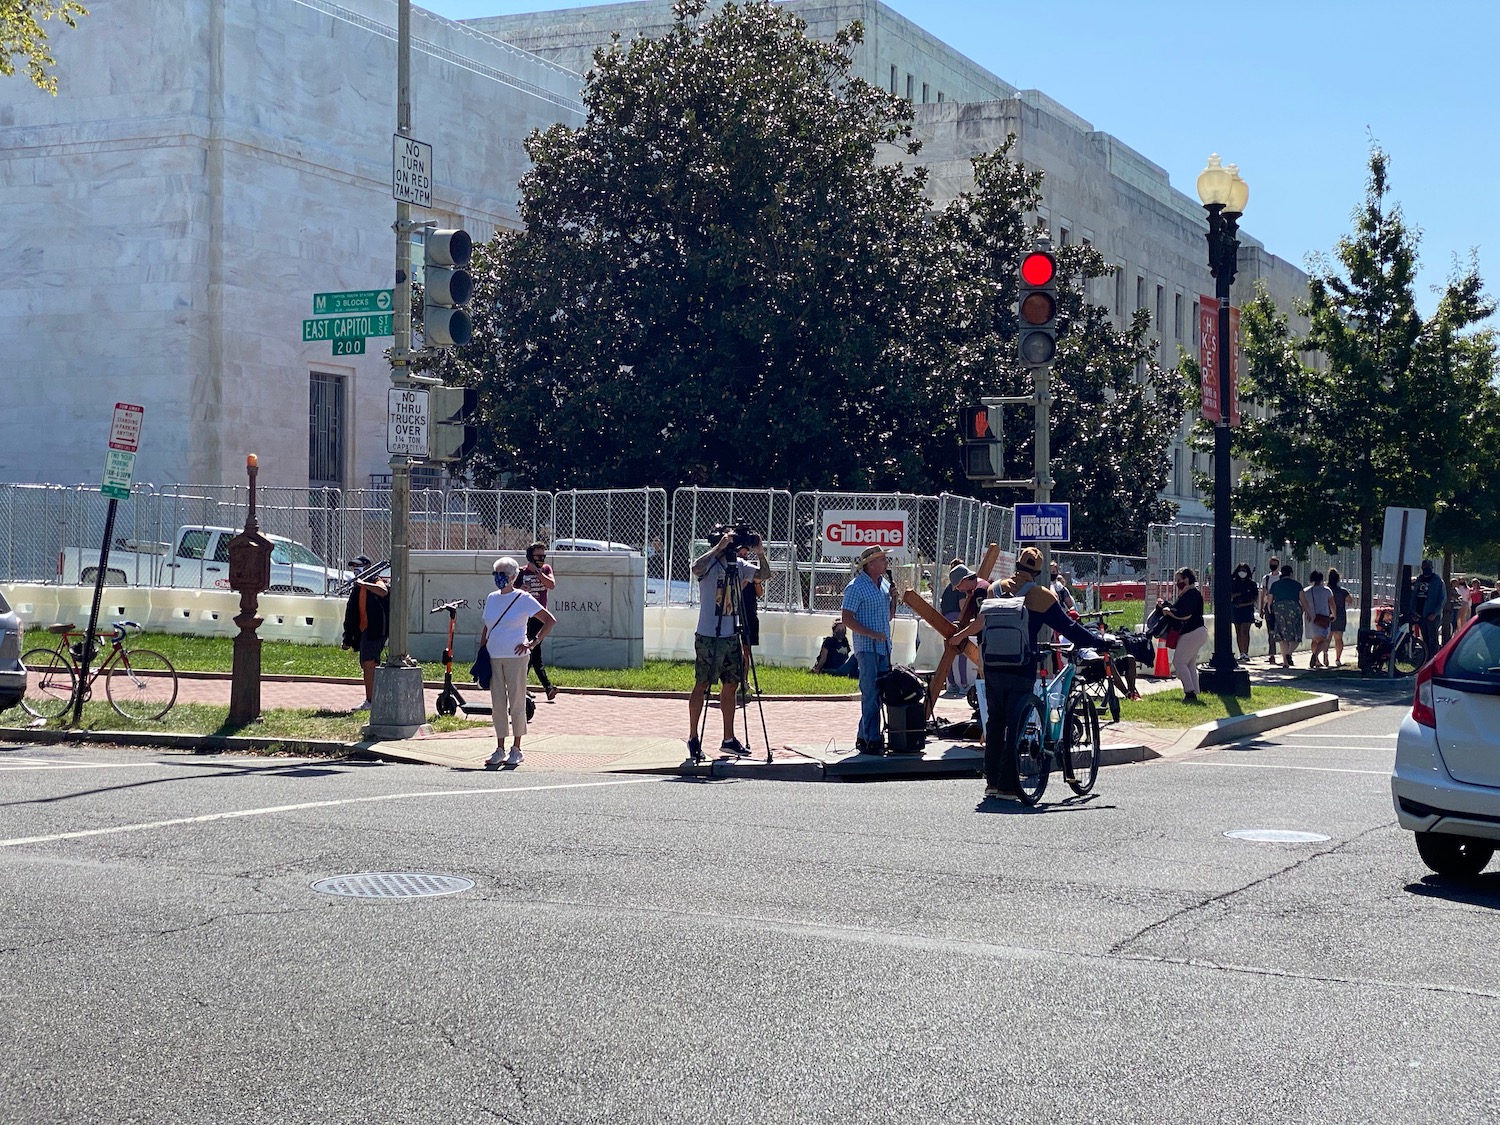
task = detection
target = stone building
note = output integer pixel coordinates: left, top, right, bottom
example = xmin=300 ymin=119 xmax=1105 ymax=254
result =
xmin=469 ymin=0 xmax=1313 ymax=519
xmin=0 ymin=0 xmax=581 ymax=490
xmin=2 ymin=0 xmax=1310 ymax=523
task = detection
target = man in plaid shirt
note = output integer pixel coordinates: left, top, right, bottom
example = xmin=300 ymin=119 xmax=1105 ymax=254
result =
xmin=841 ymin=544 xmax=901 ymax=754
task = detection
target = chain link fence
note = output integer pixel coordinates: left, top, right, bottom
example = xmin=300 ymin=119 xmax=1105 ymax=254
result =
xmin=1145 ymin=523 xmax=1399 ymax=614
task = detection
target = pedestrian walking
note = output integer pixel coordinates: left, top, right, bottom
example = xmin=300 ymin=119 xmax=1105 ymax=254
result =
xmin=480 ymin=557 xmax=556 ymax=770
xmin=1260 ymin=555 xmax=1281 ymax=654
xmin=841 ymin=544 xmax=900 ymax=755
xmin=1302 ymin=570 xmax=1333 ymax=669
xmin=1230 ymin=562 xmax=1258 ymax=663
xmin=1327 ymin=568 xmax=1352 ymax=666
xmin=518 ymin=542 xmax=558 ymax=702
xmin=1158 ymin=567 xmax=1207 ymax=700
xmin=340 ymin=571 xmax=389 ymax=711
xmin=1269 ymin=564 xmax=1303 ymax=667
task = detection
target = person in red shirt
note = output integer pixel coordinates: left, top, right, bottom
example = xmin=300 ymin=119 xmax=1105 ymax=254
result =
xmin=518 ymin=542 xmax=558 ymax=701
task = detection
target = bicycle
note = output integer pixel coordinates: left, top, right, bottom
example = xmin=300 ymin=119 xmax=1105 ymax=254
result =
xmin=21 ymin=621 xmax=179 ymax=721
xmin=1374 ymin=608 xmax=1428 ymax=676
xmin=1072 ymin=608 xmax=1127 ymax=723
xmin=1007 ymin=641 xmax=1103 ymax=806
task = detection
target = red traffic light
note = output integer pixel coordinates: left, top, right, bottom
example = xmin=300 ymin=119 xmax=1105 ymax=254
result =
xmin=1021 ymin=251 xmax=1056 ymax=287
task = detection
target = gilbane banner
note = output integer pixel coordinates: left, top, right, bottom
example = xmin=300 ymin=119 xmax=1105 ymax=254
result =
xmin=820 ymin=510 xmax=910 ymax=559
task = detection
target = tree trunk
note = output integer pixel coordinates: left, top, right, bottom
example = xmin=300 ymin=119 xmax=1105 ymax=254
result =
xmin=1358 ymin=514 xmax=1373 ymax=633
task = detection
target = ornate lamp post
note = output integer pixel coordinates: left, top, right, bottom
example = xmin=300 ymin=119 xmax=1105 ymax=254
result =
xmin=1197 ymin=155 xmax=1251 ymax=696
xmin=227 ymin=453 xmax=273 ymax=723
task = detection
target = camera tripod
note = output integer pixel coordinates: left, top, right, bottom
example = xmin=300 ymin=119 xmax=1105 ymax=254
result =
xmin=691 ymin=545 xmax=772 ymax=766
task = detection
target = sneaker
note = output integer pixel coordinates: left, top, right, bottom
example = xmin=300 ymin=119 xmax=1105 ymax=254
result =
xmin=504 ymin=747 xmax=524 ymax=766
xmin=720 ymin=738 xmax=751 ymax=758
xmin=1183 ymin=692 xmax=1198 ymax=703
xmin=545 ymin=685 xmax=558 ymax=702
xmin=940 ymin=686 xmax=966 ymax=699
xmin=483 ymin=751 xmax=504 ymax=771
xmin=687 ymin=737 xmax=704 ymax=762
xmin=353 ymin=699 xmax=371 ymax=712
xmin=1128 ymin=691 xmax=1142 ymax=701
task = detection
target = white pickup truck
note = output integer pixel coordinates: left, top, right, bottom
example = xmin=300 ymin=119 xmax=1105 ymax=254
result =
xmin=58 ymin=525 xmax=350 ymax=595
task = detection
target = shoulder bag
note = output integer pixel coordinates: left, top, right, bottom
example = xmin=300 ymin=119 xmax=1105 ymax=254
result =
xmin=472 ymin=593 xmax=526 ymax=688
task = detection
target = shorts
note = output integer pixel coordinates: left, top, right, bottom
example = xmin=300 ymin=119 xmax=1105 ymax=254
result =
xmin=358 ymin=631 xmax=387 ymax=664
xmin=694 ymin=634 xmax=744 ymax=687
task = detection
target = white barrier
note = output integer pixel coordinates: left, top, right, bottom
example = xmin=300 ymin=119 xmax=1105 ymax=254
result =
xmin=644 ymin=605 xmax=918 ymax=667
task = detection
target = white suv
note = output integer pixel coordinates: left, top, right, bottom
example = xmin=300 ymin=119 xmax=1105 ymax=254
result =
xmin=1392 ymin=597 xmax=1500 ymax=877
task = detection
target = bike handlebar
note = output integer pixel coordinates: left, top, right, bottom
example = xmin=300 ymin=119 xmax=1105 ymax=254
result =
xmin=429 ymin=599 xmax=469 ymax=614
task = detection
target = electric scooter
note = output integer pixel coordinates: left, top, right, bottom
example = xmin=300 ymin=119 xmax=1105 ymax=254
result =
xmin=429 ymin=598 xmax=469 ymax=716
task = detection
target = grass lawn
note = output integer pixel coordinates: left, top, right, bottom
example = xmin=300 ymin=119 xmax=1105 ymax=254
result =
xmin=82 ymin=634 xmax=860 ymax=695
xmin=1115 ymin=685 xmax=1313 ymax=727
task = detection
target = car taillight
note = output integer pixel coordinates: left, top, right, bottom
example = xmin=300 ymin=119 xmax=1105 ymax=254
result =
xmin=1410 ymin=615 xmax=1476 ymax=727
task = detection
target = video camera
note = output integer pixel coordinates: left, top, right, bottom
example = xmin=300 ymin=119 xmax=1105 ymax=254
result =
xmin=711 ymin=522 xmax=762 ymax=552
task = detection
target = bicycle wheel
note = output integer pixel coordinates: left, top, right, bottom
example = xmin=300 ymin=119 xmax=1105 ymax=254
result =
xmin=20 ymin=646 xmax=76 ymax=720
xmin=1011 ymin=694 xmax=1049 ymax=807
xmin=1393 ymin=632 xmax=1426 ymax=677
xmin=1064 ymin=694 xmax=1101 ymax=796
xmin=106 ymin=648 xmax=178 ymax=720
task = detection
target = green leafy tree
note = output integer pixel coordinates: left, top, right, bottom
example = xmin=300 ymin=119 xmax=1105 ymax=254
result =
xmin=434 ymin=1 xmax=1183 ymax=553
xmin=2 ymin=0 xmax=87 ymax=93
xmin=1225 ymin=147 xmax=1497 ymax=628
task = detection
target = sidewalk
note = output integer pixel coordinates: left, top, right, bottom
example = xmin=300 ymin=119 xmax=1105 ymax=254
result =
xmin=13 ymin=653 xmax=1379 ymax=778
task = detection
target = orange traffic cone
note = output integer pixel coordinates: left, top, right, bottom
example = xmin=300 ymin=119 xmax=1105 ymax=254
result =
xmin=1153 ymin=643 xmax=1171 ymax=678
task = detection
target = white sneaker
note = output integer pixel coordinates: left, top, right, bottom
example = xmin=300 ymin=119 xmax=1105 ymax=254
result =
xmin=353 ymin=699 xmax=371 ymax=711
xmin=505 ymin=747 xmax=524 ymax=766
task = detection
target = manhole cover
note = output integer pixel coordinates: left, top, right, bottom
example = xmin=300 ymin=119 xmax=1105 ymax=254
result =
xmin=1224 ymin=829 xmax=1331 ymax=844
xmin=310 ymin=872 xmax=474 ymax=899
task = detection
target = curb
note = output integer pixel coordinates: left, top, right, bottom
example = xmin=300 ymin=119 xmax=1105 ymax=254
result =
xmin=0 ymin=725 xmax=361 ymax=756
xmin=1161 ymin=692 xmax=1341 ymax=757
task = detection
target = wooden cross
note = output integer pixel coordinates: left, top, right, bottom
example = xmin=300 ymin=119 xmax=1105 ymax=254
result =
xmin=904 ymin=543 xmax=1001 ymax=718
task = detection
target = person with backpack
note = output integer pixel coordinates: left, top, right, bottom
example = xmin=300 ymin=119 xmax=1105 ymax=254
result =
xmin=946 ymin=546 xmax=1107 ymax=800
xmin=340 ymin=569 xmax=389 ymax=712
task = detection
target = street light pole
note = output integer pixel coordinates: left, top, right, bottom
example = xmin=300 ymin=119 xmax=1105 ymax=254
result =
xmin=1197 ymin=155 xmax=1251 ymax=696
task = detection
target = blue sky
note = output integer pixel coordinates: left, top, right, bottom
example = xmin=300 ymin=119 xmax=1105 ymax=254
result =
xmin=423 ymin=0 xmax=1498 ymax=318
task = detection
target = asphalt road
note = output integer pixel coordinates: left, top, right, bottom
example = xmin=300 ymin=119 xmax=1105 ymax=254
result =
xmin=3 ymin=690 xmax=1496 ymax=1124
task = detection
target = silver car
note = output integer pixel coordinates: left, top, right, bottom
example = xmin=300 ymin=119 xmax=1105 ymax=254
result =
xmin=1392 ymin=597 xmax=1500 ymax=877
xmin=0 ymin=589 xmax=25 ymax=712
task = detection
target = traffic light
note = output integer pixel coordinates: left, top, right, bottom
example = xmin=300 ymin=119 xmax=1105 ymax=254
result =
xmin=1017 ymin=248 xmax=1058 ymax=366
xmin=422 ymin=228 xmax=473 ymax=348
xmin=427 ymin=385 xmax=479 ymax=462
xmin=959 ymin=404 xmax=1002 ymax=481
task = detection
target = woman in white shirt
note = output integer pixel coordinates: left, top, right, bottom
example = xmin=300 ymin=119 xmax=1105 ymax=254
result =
xmin=481 ymin=556 xmax=556 ymax=769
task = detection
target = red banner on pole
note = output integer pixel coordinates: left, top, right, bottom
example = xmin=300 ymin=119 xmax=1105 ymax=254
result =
xmin=1198 ymin=296 xmax=1220 ymax=423
xmin=1228 ymin=304 xmax=1241 ymax=427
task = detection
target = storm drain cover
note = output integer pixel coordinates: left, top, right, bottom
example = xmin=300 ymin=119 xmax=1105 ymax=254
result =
xmin=1224 ymin=829 xmax=1331 ymax=844
xmin=310 ymin=872 xmax=474 ymax=899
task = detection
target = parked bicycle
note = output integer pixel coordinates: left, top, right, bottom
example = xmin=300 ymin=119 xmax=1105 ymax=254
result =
xmin=1009 ymin=641 xmax=1103 ymax=806
xmin=1072 ymin=608 xmax=1127 ymax=722
xmin=22 ymin=621 xmax=179 ymax=721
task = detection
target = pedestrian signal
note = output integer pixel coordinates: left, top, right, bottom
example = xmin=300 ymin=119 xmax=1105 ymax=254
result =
xmin=959 ymin=404 xmax=1002 ymax=481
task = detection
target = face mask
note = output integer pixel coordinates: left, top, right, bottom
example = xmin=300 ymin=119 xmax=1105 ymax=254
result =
xmin=494 ymin=573 xmax=509 ymax=589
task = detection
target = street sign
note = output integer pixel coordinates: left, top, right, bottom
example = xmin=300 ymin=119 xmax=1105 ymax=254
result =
xmin=393 ymin=134 xmax=433 ymax=207
xmin=314 ymin=289 xmax=392 ymax=316
xmin=108 ymin=401 xmax=143 ymax=452
xmin=1381 ymin=506 xmax=1427 ymax=568
xmin=333 ymin=338 xmax=365 ymax=356
xmin=102 ymin=449 xmax=136 ymax=499
xmin=387 ymin=387 xmax=429 ymax=456
xmin=303 ymin=313 xmax=393 ymax=342
xmin=1013 ymin=502 xmax=1071 ymax=543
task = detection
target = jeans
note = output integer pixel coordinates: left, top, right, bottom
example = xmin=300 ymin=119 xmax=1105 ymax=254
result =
xmin=1173 ymin=626 xmax=1208 ymax=693
xmin=856 ymin=650 xmax=891 ymax=744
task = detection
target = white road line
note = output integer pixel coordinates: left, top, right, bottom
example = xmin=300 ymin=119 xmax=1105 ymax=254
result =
xmin=1280 ymin=734 xmax=1396 ymax=740
xmin=0 ymin=777 xmax=660 ymax=849
xmin=1181 ymin=761 xmax=1389 ymax=776
xmin=0 ymin=758 xmax=141 ymax=771
xmin=1238 ymin=744 xmax=1397 ymax=753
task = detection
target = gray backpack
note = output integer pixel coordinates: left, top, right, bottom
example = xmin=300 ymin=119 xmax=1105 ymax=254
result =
xmin=980 ymin=581 xmax=1037 ymax=671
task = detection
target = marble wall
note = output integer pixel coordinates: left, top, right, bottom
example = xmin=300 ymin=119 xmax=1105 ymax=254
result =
xmin=0 ymin=0 xmax=583 ymax=490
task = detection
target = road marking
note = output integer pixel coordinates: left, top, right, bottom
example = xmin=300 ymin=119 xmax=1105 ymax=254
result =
xmin=0 ymin=777 xmax=659 ymax=849
xmin=1280 ymin=734 xmax=1396 ymax=740
xmin=0 ymin=758 xmax=140 ymax=771
xmin=1181 ymin=761 xmax=1388 ymax=776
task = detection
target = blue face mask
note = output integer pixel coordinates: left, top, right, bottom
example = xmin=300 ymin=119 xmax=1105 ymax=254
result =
xmin=494 ymin=573 xmax=509 ymax=589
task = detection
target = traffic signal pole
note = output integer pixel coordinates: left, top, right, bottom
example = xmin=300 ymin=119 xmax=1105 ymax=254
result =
xmin=367 ymin=0 xmax=426 ymax=738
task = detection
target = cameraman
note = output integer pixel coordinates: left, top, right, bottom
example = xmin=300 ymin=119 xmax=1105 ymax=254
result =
xmin=686 ymin=527 xmax=761 ymax=761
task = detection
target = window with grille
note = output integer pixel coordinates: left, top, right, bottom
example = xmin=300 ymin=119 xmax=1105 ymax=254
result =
xmin=309 ymin=372 xmax=346 ymax=488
